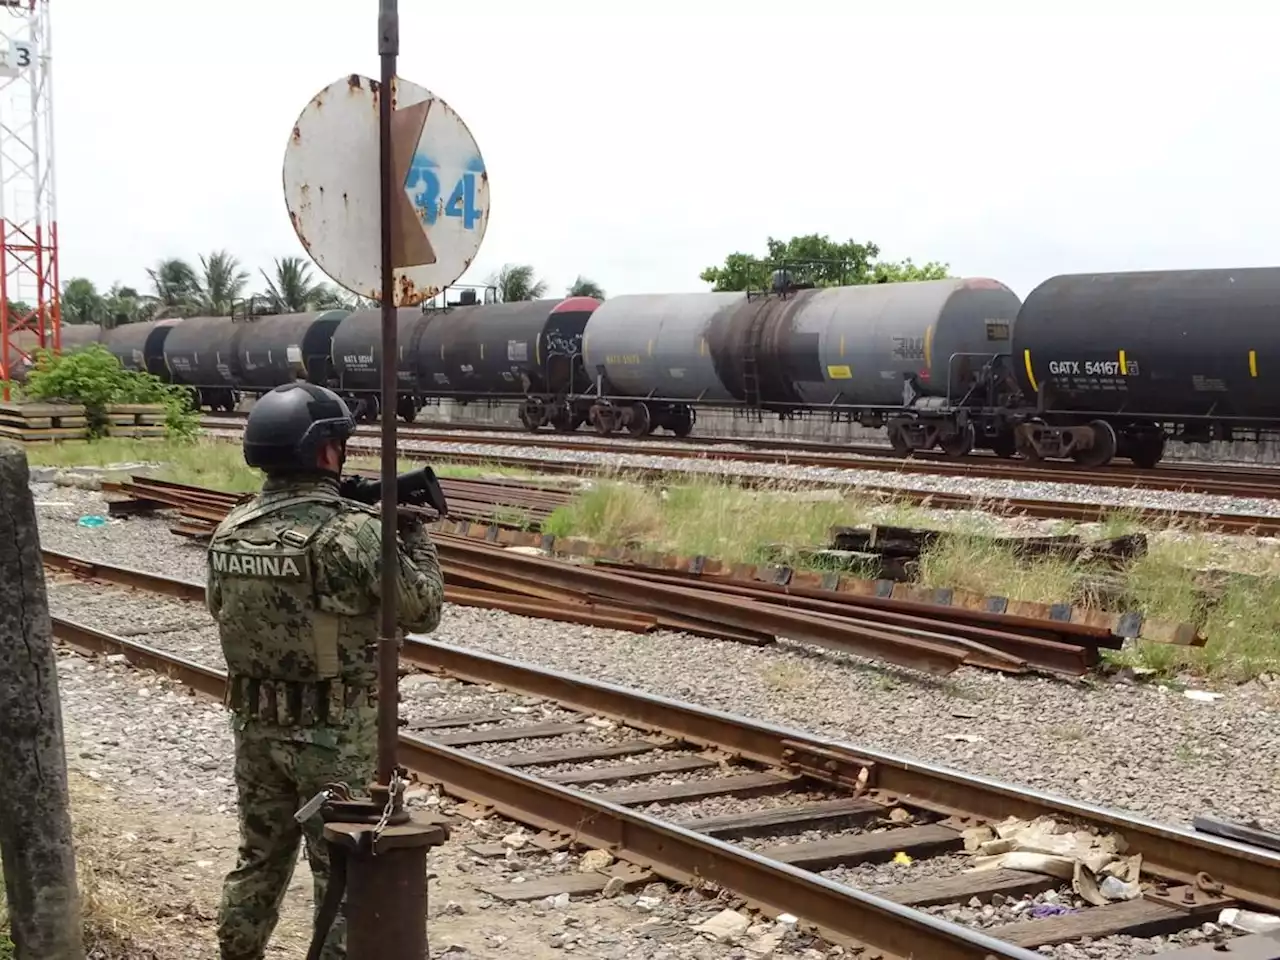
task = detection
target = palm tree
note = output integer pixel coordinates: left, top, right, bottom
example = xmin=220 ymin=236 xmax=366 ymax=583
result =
xmin=197 ymin=250 xmax=250 ymax=316
xmin=567 ymin=275 xmax=606 ymax=300
xmin=488 ymin=263 xmax=548 ymax=302
xmin=145 ymin=257 xmax=201 ymax=318
xmin=103 ymin=283 xmax=148 ymax=328
xmin=259 ymin=256 xmax=321 ymax=312
xmin=61 ymin=277 xmax=106 ymax=324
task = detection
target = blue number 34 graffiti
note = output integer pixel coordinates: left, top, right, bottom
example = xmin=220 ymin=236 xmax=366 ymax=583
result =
xmin=405 ymin=155 xmax=484 ymax=230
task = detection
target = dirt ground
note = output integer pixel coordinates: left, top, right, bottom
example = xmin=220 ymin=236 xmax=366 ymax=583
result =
xmin=68 ymin=772 xmax=654 ymax=959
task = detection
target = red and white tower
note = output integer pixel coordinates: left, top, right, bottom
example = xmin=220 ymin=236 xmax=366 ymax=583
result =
xmin=0 ymin=0 xmax=57 ymax=396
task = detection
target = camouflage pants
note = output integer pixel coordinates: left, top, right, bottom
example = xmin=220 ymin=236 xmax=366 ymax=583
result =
xmin=217 ymin=712 xmax=375 ymax=960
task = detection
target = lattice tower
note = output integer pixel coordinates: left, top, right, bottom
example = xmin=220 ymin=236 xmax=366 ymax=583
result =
xmin=0 ymin=0 xmax=57 ymax=397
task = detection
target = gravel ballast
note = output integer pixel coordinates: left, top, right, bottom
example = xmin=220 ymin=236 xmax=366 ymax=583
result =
xmin=199 ymin=424 xmax=1280 ymax=518
xmin=36 ymin=480 xmax=1276 ymax=959
xmin=36 ymin=482 xmax=1280 ymax=835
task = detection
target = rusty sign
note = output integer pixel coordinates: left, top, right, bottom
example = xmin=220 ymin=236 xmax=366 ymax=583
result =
xmin=282 ymin=75 xmax=490 ymax=307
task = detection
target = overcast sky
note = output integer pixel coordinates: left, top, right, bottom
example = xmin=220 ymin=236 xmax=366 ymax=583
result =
xmin=47 ymin=1 xmax=1280 ymax=302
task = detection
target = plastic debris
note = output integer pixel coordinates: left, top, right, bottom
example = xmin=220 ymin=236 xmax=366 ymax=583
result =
xmin=76 ymin=515 xmax=107 ymax=528
xmin=963 ymin=815 xmax=1142 ymax=906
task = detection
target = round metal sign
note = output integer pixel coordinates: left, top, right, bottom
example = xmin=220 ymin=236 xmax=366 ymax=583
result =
xmin=282 ymin=75 xmax=490 ymax=306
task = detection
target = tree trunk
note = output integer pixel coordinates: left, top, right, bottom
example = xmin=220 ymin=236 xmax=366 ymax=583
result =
xmin=0 ymin=440 xmax=83 ymax=959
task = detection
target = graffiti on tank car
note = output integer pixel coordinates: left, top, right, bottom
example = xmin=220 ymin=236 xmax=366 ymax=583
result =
xmin=545 ymin=331 xmax=582 ymax=357
xmin=892 ymin=337 xmax=925 ymax=361
xmin=405 ymin=154 xmax=485 ymax=230
xmin=606 ymin=354 xmax=642 ymax=365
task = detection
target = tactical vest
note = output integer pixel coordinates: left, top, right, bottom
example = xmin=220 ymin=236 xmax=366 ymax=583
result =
xmin=208 ymin=490 xmax=380 ymax=727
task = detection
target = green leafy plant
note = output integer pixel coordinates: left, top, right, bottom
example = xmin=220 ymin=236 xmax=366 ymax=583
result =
xmin=21 ymin=343 xmax=199 ymax=440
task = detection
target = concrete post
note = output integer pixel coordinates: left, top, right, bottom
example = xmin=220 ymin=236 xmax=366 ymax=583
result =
xmin=0 ymin=440 xmax=84 ymax=959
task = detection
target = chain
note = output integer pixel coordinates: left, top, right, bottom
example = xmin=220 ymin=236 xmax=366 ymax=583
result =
xmin=370 ymin=770 xmax=406 ymax=849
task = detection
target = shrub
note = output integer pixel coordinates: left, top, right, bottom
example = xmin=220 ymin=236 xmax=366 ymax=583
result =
xmin=20 ymin=343 xmax=199 ymax=440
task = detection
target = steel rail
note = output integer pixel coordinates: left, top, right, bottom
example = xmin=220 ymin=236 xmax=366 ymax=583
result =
xmin=47 ymin=614 xmax=1044 ymax=960
xmin=197 ymin=426 xmax=1280 ymax=536
xmin=201 ymin=413 xmax=1280 ymax=493
xmin=40 ymin=553 xmax=1280 ymax=914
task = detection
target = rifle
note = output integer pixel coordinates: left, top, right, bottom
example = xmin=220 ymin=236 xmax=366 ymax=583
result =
xmin=339 ymin=466 xmax=449 ymax=519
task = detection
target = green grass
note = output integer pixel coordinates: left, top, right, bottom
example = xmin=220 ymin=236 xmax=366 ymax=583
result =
xmin=22 ymin=435 xmax=1280 ymax=682
xmin=541 ymin=475 xmax=940 ymax=566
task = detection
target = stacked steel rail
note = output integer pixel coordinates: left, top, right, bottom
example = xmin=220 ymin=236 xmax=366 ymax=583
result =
xmin=55 ymin=468 xmax=1206 ymax=676
xmin=46 ymin=601 xmax=1280 ymax=960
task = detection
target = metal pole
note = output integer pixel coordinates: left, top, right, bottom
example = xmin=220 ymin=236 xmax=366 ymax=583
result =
xmin=376 ymin=0 xmax=400 ymax=792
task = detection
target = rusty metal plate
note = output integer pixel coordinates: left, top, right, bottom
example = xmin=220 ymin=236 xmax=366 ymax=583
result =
xmin=282 ymin=74 xmax=490 ymax=306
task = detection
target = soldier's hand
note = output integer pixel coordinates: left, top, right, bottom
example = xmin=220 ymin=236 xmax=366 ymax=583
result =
xmin=395 ymin=508 xmax=427 ymax=539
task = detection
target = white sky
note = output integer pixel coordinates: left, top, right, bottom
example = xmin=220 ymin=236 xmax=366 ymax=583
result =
xmin=48 ymin=1 xmax=1280 ymax=301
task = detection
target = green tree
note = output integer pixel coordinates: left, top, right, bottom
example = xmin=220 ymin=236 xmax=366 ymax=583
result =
xmin=867 ymin=258 xmax=951 ymax=283
xmin=567 ymin=275 xmax=606 ymax=300
xmin=20 ymin=342 xmax=198 ymax=439
xmin=145 ymin=257 xmax=202 ymax=318
xmin=259 ymin=256 xmax=322 ymax=312
xmin=488 ymin=263 xmax=548 ymax=302
xmin=60 ymin=278 xmax=106 ymax=325
xmin=197 ymin=250 xmax=250 ymax=316
xmin=700 ymin=233 xmax=951 ymax=291
xmin=102 ymin=283 xmax=148 ymax=328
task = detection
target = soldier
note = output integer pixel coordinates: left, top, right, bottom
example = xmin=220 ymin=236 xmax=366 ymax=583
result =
xmin=206 ymin=382 xmax=444 ymax=960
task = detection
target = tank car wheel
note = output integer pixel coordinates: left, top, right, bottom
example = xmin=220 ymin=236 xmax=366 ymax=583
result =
xmin=551 ymin=410 xmax=582 ymax=433
xmin=518 ymin=405 xmax=544 ymax=433
xmin=1072 ymin=420 xmax=1118 ymax=468
xmin=939 ymin=423 xmax=975 ymax=460
xmin=627 ymin=403 xmax=652 ymax=438
xmin=887 ymin=424 xmax=911 ymax=457
xmin=668 ymin=408 xmax=694 ymax=438
xmin=590 ymin=405 xmax=616 ymax=436
xmin=1128 ymin=433 xmax=1166 ymax=469
xmin=1015 ymin=421 xmax=1044 ymax=462
xmin=989 ymin=431 xmax=1018 ymax=459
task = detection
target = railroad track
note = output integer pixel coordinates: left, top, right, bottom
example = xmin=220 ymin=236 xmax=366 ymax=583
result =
xmin=49 ymin=595 xmax=1280 ymax=959
xmin=58 ymin=496 xmax=1191 ymax=678
xmin=201 ymin=413 xmax=1280 ymax=501
xmin=199 ymin=419 xmax=1280 ymax=537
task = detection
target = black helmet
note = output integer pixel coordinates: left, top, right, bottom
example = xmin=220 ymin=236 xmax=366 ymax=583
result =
xmin=243 ymin=382 xmax=355 ymax=474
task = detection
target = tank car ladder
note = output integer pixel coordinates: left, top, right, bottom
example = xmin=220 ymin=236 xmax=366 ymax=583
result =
xmin=739 ymin=312 xmax=767 ymax=422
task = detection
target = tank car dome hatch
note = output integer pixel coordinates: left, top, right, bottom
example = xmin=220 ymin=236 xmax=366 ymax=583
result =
xmin=1013 ymin=267 xmax=1280 ymax=420
xmin=238 ymin=310 xmax=348 ymax=392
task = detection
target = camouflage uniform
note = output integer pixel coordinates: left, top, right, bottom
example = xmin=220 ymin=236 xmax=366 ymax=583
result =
xmin=206 ymin=473 xmax=443 ymax=960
